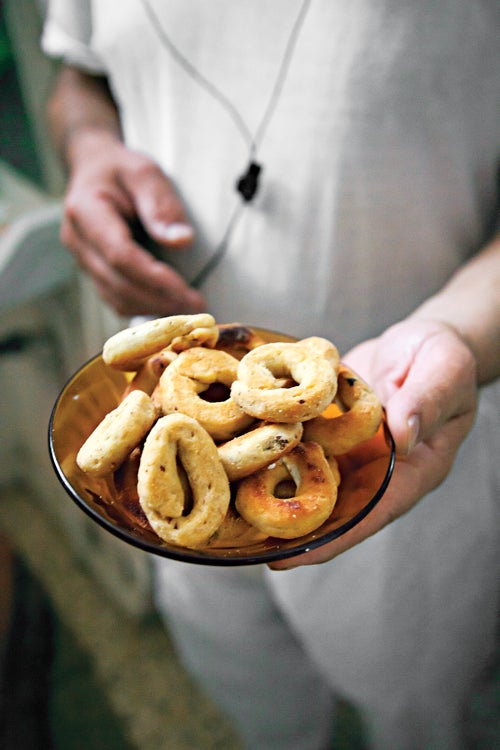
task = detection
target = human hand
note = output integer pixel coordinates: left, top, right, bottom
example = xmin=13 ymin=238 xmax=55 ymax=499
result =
xmin=61 ymin=131 xmax=205 ymax=316
xmin=268 ymin=318 xmax=478 ymax=569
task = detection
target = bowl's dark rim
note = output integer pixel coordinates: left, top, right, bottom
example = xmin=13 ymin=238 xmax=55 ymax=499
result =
xmin=48 ymin=354 xmax=396 ymax=566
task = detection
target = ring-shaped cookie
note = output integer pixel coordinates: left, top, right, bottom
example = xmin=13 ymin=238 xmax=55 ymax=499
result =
xmin=159 ymin=347 xmax=254 ymax=441
xmin=231 ymin=339 xmax=338 ymax=422
xmin=303 ymin=365 xmax=383 ymax=455
xmin=235 ymin=441 xmax=339 ymax=538
xmin=218 ymin=421 xmax=303 ymax=481
xmin=77 ymin=390 xmax=157 ymax=476
xmin=137 ymin=413 xmax=230 ymax=548
xmin=103 ymin=313 xmax=216 ymax=370
xmin=298 ymin=336 xmax=341 ymax=369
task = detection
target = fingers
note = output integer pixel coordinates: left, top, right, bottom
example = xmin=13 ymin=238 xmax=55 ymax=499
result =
xmin=118 ymin=156 xmax=195 ymax=248
xmin=268 ymin=320 xmax=479 ymax=570
xmin=60 ymin=145 xmax=205 ymax=316
xmin=381 ymin=323 xmax=477 ymax=454
xmin=62 ymin=192 xmax=205 ymax=317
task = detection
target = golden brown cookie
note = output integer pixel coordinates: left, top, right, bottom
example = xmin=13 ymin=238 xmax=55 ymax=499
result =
xmin=303 ymin=365 xmax=383 ymax=455
xmin=217 ymin=421 xmax=304 ymax=481
xmin=231 ymin=338 xmax=338 ymax=422
xmin=103 ymin=313 xmax=216 ymax=370
xmin=158 ymin=347 xmax=254 ymax=441
xmin=76 ymin=390 xmax=157 ymax=477
xmin=137 ymin=413 xmax=230 ymax=548
xmin=235 ymin=441 xmax=339 ymax=539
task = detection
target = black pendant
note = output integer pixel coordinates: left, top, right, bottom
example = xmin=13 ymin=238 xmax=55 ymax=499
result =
xmin=236 ymin=161 xmax=262 ymax=202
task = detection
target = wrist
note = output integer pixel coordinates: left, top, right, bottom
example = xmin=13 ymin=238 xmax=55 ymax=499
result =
xmin=408 ymin=239 xmax=500 ymax=385
xmin=65 ymin=125 xmax=123 ymax=169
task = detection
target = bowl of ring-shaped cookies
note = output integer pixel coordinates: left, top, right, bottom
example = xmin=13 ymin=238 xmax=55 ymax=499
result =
xmin=48 ymin=315 xmax=395 ymax=566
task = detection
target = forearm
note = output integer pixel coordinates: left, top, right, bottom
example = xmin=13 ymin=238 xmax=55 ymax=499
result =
xmin=46 ymin=66 xmax=123 ymax=168
xmin=410 ymin=235 xmax=500 ymax=385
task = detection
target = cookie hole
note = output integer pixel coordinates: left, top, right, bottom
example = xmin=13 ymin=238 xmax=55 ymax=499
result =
xmin=176 ymin=460 xmax=194 ymax=515
xmin=200 ymin=382 xmax=231 ymax=402
xmin=274 ymin=479 xmax=296 ymax=499
xmin=333 ymin=396 xmax=348 ymax=414
xmin=275 ymin=377 xmax=298 ymax=389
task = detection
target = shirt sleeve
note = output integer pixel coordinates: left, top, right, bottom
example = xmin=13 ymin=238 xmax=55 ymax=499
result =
xmin=40 ymin=0 xmax=107 ymax=74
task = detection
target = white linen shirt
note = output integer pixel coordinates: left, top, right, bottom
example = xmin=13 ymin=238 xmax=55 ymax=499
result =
xmin=42 ymin=0 xmax=499 ymax=350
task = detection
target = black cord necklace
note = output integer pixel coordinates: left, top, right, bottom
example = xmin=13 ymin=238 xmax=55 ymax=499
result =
xmin=139 ymin=0 xmax=313 ymax=287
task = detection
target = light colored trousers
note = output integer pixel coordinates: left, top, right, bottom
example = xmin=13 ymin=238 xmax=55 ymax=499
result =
xmin=155 ymin=386 xmax=499 ymax=750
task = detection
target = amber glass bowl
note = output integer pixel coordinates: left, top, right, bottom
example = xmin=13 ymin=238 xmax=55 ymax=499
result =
xmin=48 ymin=328 xmax=395 ymax=566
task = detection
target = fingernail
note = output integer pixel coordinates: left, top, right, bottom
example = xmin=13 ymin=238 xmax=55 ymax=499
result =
xmin=154 ymin=222 xmax=193 ymax=242
xmin=407 ymin=414 xmax=420 ymax=453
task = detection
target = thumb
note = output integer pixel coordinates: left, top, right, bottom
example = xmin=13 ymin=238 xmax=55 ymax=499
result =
xmin=120 ymin=157 xmax=194 ymax=248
